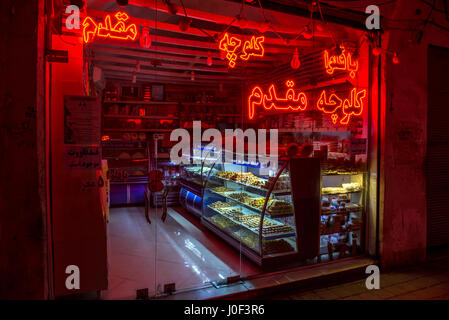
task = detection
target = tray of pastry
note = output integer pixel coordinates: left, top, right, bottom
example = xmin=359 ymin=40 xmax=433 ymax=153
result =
xmin=213 ymin=171 xmax=291 ymax=195
xmin=207 ymin=202 xmax=296 ymax=240
xmin=209 ymin=188 xmax=294 ymax=216
xmin=322 ymin=183 xmax=362 ymax=195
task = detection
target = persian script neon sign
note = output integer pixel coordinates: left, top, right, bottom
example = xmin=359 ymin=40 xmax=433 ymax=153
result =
xmin=82 ymin=12 xmax=138 ymax=44
xmin=219 ymin=33 xmax=264 ymax=68
xmin=317 ymin=88 xmax=366 ymax=124
xmin=248 ymin=83 xmax=366 ymax=124
xmin=248 ymin=81 xmax=307 ymax=119
xmin=324 ymin=47 xmax=359 ymax=78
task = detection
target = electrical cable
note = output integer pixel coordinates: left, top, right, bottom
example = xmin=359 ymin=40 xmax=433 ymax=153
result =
xmin=178 ymin=0 xmax=215 ymax=41
xmin=319 ymin=0 xmax=397 ymax=9
xmin=317 ymin=1 xmax=338 ymax=46
xmin=421 ymin=0 xmax=449 ymax=14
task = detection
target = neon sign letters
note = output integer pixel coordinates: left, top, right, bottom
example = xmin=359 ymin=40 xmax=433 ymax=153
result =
xmin=248 ymin=83 xmax=366 ymax=124
xmin=323 ymin=47 xmax=359 ymax=78
xmin=218 ymin=33 xmax=264 ymax=68
xmin=317 ymin=88 xmax=366 ymax=124
xmin=248 ymin=81 xmax=307 ymax=119
xmin=82 ymin=12 xmax=138 ymax=44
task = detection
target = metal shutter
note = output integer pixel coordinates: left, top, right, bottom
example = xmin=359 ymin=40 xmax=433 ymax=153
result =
xmin=426 ymin=45 xmax=449 ymax=247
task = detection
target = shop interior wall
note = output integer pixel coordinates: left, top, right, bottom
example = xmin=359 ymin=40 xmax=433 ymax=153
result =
xmin=380 ymin=0 xmax=449 ymax=268
xmin=50 ymin=35 xmax=107 ymax=296
xmin=0 ymin=0 xmax=47 ymax=299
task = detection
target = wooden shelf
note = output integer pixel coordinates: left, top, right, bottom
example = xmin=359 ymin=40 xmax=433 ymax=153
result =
xmin=181 ymin=102 xmax=237 ymax=106
xmin=103 ymin=128 xmax=173 ymax=132
xmin=276 ymin=128 xmax=350 ymax=133
xmin=180 ymin=113 xmax=241 ymax=118
xmin=104 ymin=114 xmax=179 ymax=120
xmin=103 ymin=100 xmax=179 ymax=105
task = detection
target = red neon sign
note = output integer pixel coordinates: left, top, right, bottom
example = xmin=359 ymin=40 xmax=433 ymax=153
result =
xmin=248 ymin=82 xmax=366 ymax=124
xmin=82 ymin=12 xmax=138 ymax=44
xmin=323 ymin=47 xmax=359 ymax=79
xmin=218 ymin=33 xmax=264 ymax=68
xmin=317 ymin=88 xmax=366 ymax=124
xmin=248 ymin=80 xmax=307 ymax=119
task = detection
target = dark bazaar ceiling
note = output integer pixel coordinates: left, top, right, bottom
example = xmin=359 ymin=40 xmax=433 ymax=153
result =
xmin=81 ymin=0 xmax=367 ymax=85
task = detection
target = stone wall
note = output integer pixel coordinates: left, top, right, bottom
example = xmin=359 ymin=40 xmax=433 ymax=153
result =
xmin=0 ymin=0 xmax=47 ymax=298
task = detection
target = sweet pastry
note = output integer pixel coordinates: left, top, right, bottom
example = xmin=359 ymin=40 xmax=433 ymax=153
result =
xmin=209 ymin=214 xmax=235 ymax=229
xmin=321 ymin=206 xmax=335 ymax=215
xmin=132 ymin=152 xmax=145 ymax=159
xmin=210 ymin=201 xmax=235 ymax=210
xmin=248 ymin=197 xmax=267 ymax=209
xmin=242 ymin=217 xmax=277 ymax=229
xmin=212 ymin=186 xmax=235 ymax=194
xmin=235 ymin=214 xmax=260 ymax=223
xmin=322 ymin=187 xmax=346 ymax=194
xmin=261 ymin=225 xmax=294 ymax=235
xmin=263 ymin=239 xmax=294 ymax=254
xmin=262 ymin=175 xmax=290 ymax=191
xmin=229 ymin=192 xmax=254 ymax=203
xmin=266 ymin=199 xmax=293 ymax=214
xmin=118 ymin=152 xmax=131 ymax=159
xmin=216 ymin=171 xmax=265 ymax=187
xmin=346 ymin=203 xmax=361 ymax=212
xmin=342 ymin=182 xmax=361 ymax=192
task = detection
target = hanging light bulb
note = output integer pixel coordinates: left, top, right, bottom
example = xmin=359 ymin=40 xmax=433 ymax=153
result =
xmin=372 ymin=47 xmax=382 ymax=56
xmin=290 ymin=48 xmax=300 ymax=70
xmin=259 ymin=20 xmax=270 ymax=34
xmin=303 ymin=25 xmax=313 ymax=40
xmin=206 ymin=52 xmax=212 ymax=66
xmin=392 ymin=52 xmax=400 ymax=64
xmin=132 ymin=72 xmax=137 ymax=84
xmin=139 ymin=26 xmax=151 ymax=48
xmin=190 ymin=70 xmax=195 ymax=81
xmin=179 ymin=17 xmax=192 ymax=32
xmin=333 ymin=44 xmax=342 ymax=56
xmin=237 ymin=15 xmax=248 ymax=28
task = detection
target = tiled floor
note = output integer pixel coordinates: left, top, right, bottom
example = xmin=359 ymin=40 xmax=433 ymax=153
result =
xmin=263 ymin=253 xmax=449 ymax=300
xmin=103 ymin=206 xmax=260 ymax=299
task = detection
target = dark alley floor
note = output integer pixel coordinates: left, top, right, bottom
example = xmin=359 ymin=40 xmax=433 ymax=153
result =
xmin=257 ymin=248 xmax=449 ymax=300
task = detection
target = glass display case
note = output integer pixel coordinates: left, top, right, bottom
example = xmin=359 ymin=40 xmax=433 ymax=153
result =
xmin=180 ymin=147 xmax=366 ymax=267
xmin=201 ymin=151 xmax=315 ymax=267
xmin=320 ymin=171 xmax=366 ymax=260
xmin=178 ymin=148 xmax=220 ymax=217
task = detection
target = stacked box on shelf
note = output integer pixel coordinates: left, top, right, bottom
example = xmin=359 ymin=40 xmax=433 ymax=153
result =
xmin=101 ymin=140 xmax=149 ymax=205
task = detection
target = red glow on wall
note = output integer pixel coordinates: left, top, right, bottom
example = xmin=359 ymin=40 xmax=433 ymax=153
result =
xmin=248 ymin=80 xmax=307 ymax=119
xmin=82 ymin=12 xmax=138 ymax=44
xmin=324 ymin=47 xmax=359 ymax=79
xmin=218 ymin=33 xmax=264 ymax=68
xmin=317 ymin=88 xmax=366 ymax=124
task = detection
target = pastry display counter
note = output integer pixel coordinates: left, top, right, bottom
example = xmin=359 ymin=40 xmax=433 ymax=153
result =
xmin=202 ymin=154 xmax=321 ymax=267
xmin=178 ymin=149 xmax=367 ymax=266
